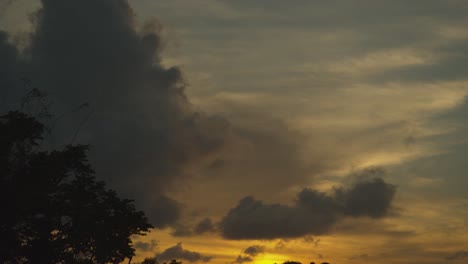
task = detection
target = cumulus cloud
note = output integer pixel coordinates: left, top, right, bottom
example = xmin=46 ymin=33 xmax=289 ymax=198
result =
xmin=220 ymin=176 xmax=396 ymax=239
xmin=0 ymin=0 xmax=230 ymax=228
xmin=336 ymin=177 xmax=396 ymax=218
xmin=156 ymin=243 xmax=212 ymax=263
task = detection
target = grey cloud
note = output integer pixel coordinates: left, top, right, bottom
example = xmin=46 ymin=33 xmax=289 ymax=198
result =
xmin=232 ymin=255 xmax=252 ymax=264
xmin=220 ymin=175 xmax=396 ymax=239
xmin=194 ymin=217 xmax=215 ymax=234
xmin=169 ymin=217 xmax=216 ymax=237
xmin=156 ymin=243 xmax=212 ymax=263
xmin=170 ymin=218 xmax=218 ymax=237
xmin=135 ymin=240 xmax=158 ymax=252
xmin=150 ymin=0 xmax=468 ymax=54
xmin=171 ymin=223 xmax=193 ymax=237
xmin=220 ymin=196 xmax=308 ymax=239
xmin=136 ymin=0 xmax=468 ymax=94
xmin=243 ymin=245 xmax=264 ymax=257
xmin=145 ymin=0 xmax=468 ymax=38
xmin=336 ymin=178 xmax=396 ymax=218
xmin=0 ymin=0 xmax=230 ymax=228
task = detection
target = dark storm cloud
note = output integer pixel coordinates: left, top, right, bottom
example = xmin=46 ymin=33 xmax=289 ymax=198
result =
xmin=194 ymin=217 xmax=216 ymax=234
xmin=0 ymin=0 xmax=229 ymax=227
xmin=0 ymin=31 xmax=24 ymax=111
xmin=0 ymin=31 xmax=17 ymax=78
xmin=219 ymin=196 xmax=331 ymax=239
xmin=220 ymin=177 xmax=396 ymax=239
xmin=156 ymin=243 xmax=212 ymax=263
xmin=243 ymin=245 xmax=264 ymax=257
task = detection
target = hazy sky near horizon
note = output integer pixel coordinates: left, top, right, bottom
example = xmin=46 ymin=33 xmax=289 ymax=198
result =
xmin=2 ymin=1 xmax=468 ymax=264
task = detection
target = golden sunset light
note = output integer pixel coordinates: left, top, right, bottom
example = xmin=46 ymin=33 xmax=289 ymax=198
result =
xmin=2 ymin=1 xmax=468 ymax=264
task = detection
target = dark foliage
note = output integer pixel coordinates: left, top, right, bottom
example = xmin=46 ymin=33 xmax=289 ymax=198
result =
xmin=0 ymin=111 xmax=153 ymax=263
xmin=283 ymin=261 xmax=329 ymax=264
xmin=283 ymin=261 xmax=302 ymax=264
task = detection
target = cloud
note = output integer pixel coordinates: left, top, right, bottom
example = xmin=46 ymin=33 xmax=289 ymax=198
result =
xmin=0 ymin=0 xmax=232 ymax=228
xmin=156 ymin=243 xmax=212 ymax=263
xmin=176 ymin=110 xmax=325 ymax=219
xmin=371 ymin=38 xmax=468 ymax=83
xmin=232 ymin=255 xmax=252 ymax=264
xmin=194 ymin=217 xmax=215 ymax=234
xmin=147 ymin=195 xmax=182 ymax=228
xmin=170 ymin=217 xmax=216 ymax=237
xmin=274 ymin=240 xmax=285 ymax=250
xmin=220 ymin=173 xmax=396 ymax=239
xmin=134 ymin=240 xmax=158 ymax=252
xmin=303 ymin=236 xmax=320 ymax=246
xmin=336 ymin=178 xmax=397 ymax=218
xmin=171 ymin=223 xmax=193 ymax=237
xmin=243 ymin=245 xmax=264 ymax=257
xmin=333 ymin=217 xmax=414 ymax=238
xmin=446 ymin=250 xmax=468 ymax=261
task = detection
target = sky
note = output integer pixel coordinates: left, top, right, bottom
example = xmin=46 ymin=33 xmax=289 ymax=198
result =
xmin=1 ymin=0 xmax=468 ymax=263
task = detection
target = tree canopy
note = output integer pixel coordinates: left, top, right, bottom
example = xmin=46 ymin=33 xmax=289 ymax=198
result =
xmin=0 ymin=110 xmax=153 ymax=263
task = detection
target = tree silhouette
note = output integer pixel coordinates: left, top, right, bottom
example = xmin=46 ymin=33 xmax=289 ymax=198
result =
xmin=140 ymin=258 xmax=159 ymax=264
xmin=0 ymin=111 xmax=153 ymax=263
xmin=283 ymin=261 xmax=302 ymax=264
xmin=283 ymin=261 xmax=329 ymax=264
